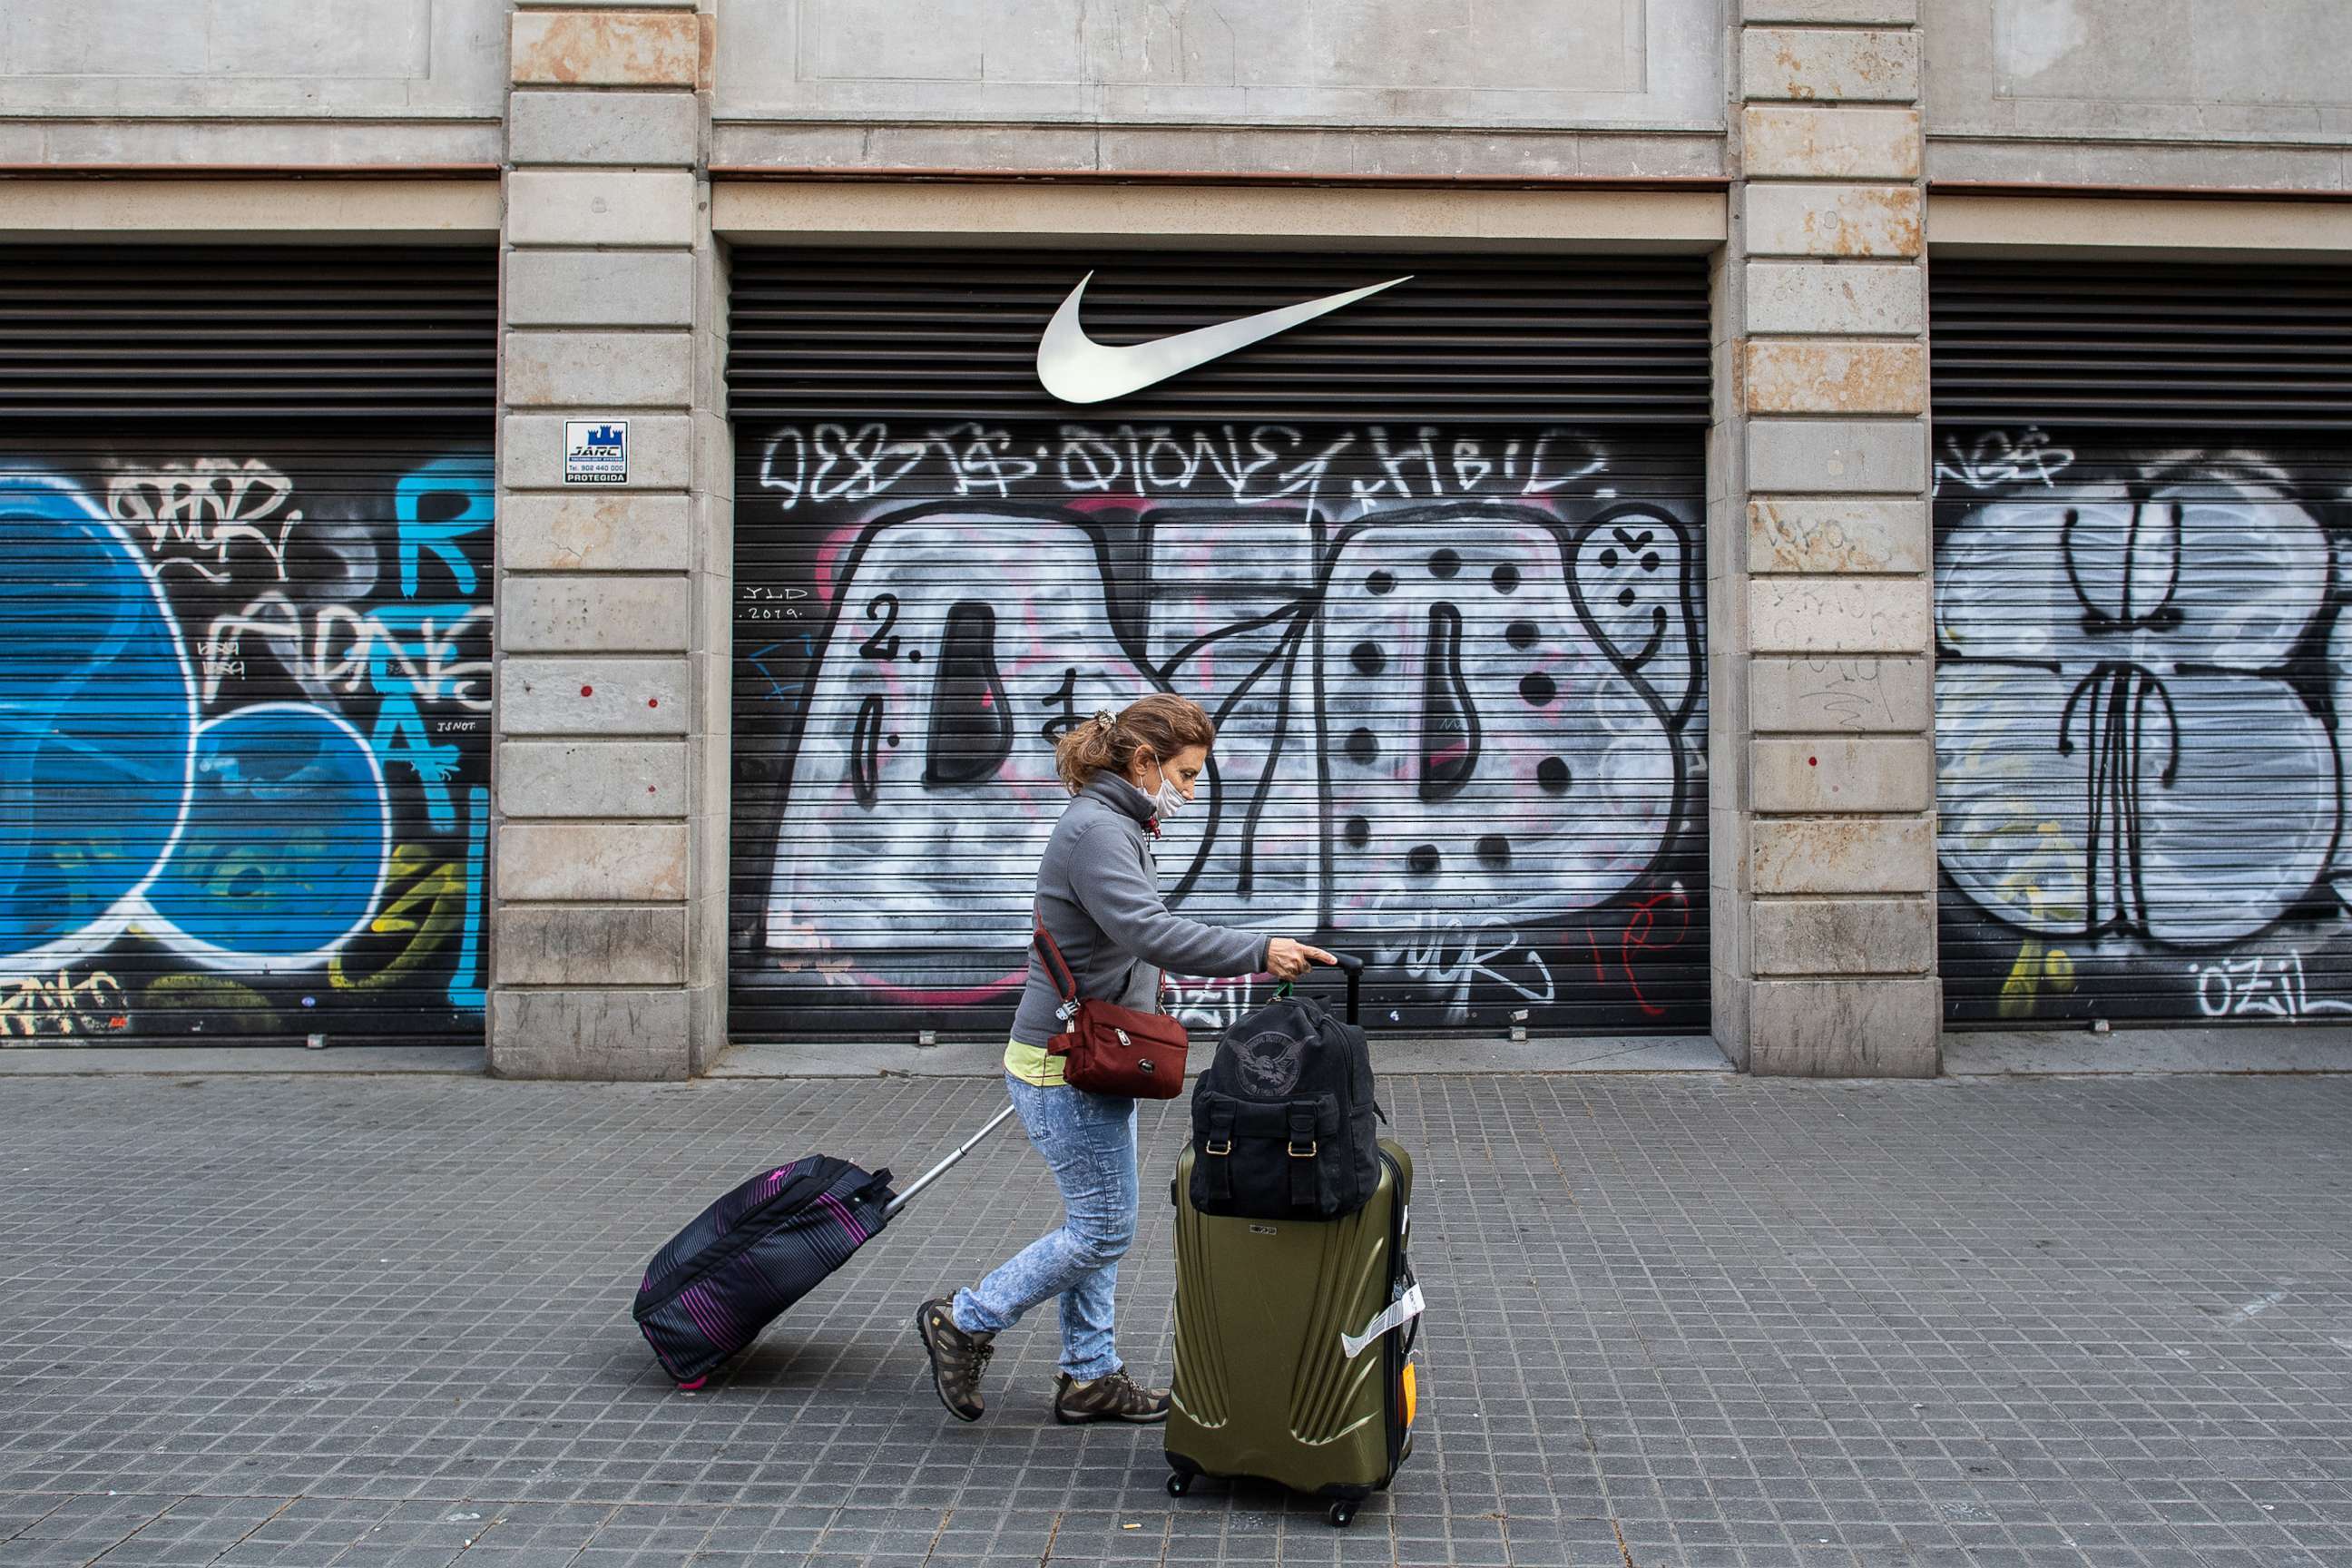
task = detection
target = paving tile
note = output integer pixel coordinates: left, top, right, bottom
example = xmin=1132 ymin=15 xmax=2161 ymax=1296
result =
xmin=3 ymin=1074 xmax=2350 ymax=1567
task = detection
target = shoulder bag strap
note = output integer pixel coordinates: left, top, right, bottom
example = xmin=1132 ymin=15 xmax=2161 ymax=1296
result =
xmin=1033 ymin=907 xmax=1084 ymax=1017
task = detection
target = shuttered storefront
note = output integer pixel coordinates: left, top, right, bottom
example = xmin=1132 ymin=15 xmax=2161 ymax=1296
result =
xmin=729 ymin=249 xmax=1711 ymax=1040
xmin=1932 ymin=260 xmax=2352 ymax=1026
xmin=0 ymin=246 xmax=495 ymax=1045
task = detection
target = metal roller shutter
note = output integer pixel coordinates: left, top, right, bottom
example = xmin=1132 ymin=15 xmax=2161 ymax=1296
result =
xmin=0 ymin=243 xmax=497 ymax=418
xmin=1931 ymin=260 xmax=2352 ymax=1027
xmin=1 ymin=246 xmax=495 ymax=1046
xmin=730 ymin=248 xmax=1710 ymax=1040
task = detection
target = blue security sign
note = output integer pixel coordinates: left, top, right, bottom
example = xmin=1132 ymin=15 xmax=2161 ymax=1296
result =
xmin=564 ymin=420 xmax=629 ymax=484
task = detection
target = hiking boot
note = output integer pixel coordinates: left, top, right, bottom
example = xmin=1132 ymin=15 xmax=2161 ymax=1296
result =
xmin=915 ymin=1298 xmax=995 ymax=1422
xmin=1054 ymin=1368 xmax=1171 ymax=1425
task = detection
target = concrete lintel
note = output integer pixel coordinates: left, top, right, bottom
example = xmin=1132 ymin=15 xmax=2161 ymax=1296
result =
xmin=1930 ymin=193 xmax=2352 ymax=260
xmin=710 ymin=122 xmax=1732 ymax=182
xmin=0 ymin=178 xmax=501 ymax=240
xmin=1925 ymin=136 xmax=2352 ymax=197
xmin=710 ymin=181 xmax=1728 ymax=251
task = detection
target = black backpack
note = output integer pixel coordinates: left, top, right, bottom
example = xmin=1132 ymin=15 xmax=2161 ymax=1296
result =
xmin=1190 ymin=986 xmax=1382 ymax=1220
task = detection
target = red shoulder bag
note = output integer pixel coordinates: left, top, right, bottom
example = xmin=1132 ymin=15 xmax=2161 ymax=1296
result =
xmin=1034 ymin=913 xmax=1189 ymax=1099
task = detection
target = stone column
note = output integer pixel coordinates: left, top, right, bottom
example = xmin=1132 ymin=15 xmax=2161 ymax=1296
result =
xmin=1711 ymin=0 xmax=1939 ymax=1075
xmin=491 ymin=1 xmax=726 ymax=1078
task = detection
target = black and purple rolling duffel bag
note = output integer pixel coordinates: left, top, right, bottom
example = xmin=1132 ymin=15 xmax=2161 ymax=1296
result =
xmin=630 ymin=1102 xmax=1016 ymax=1389
xmin=632 ymin=1154 xmax=896 ymax=1389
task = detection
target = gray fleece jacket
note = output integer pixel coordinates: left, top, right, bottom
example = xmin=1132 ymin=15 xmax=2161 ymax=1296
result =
xmin=1011 ymin=773 xmax=1272 ymax=1049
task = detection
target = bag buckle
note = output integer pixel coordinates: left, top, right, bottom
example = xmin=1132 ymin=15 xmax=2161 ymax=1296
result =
xmin=1056 ymin=1001 xmax=1079 ymax=1022
xmin=1289 ymin=1138 xmax=1318 ymax=1159
xmin=1204 ymin=1138 xmax=1231 ymax=1156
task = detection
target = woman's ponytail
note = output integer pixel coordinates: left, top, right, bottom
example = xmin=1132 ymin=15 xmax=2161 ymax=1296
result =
xmin=1053 ymin=710 xmax=1125 ymax=796
xmin=1054 ymin=694 xmax=1216 ymax=795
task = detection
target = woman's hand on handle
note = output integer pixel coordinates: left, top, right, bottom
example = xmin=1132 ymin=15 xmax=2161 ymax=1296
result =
xmin=1266 ymin=938 xmax=1338 ymax=981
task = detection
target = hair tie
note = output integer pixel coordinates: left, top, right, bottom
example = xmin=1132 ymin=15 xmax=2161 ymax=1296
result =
xmin=1093 ymin=710 xmax=1116 ymax=732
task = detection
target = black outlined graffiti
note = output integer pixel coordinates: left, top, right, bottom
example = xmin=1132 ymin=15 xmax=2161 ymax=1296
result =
xmin=732 ymin=422 xmax=1708 ymax=1037
xmin=1936 ymin=437 xmax=2352 ymax=1024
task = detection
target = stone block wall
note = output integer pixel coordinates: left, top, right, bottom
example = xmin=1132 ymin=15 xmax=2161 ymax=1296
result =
xmin=1 ymin=1 xmax=2345 ymax=1079
xmin=1712 ymin=0 xmax=1941 ymax=1075
xmin=491 ymin=0 xmax=726 ymax=1080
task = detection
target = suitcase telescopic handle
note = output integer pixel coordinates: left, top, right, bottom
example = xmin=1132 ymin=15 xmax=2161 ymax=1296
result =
xmin=1329 ymin=952 xmax=1363 ymax=1024
xmin=885 ymin=1102 xmax=1019 ymax=1219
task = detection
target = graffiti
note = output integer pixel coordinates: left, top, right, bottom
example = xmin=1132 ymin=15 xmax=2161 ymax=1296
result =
xmin=1998 ymin=936 xmax=2077 ymax=1019
xmin=2190 ymin=952 xmax=2352 ymax=1021
xmin=196 ymin=594 xmax=491 ymax=705
xmin=760 ymin=423 xmax=1612 ymax=517
xmin=109 ymin=457 xmax=303 ymax=583
xmin=1934 ymin=426 xmax=2076 ymax=493
xmin=328 ymin=815 xmax=484 ymax=1000
xmin=0 ymin=967 xmax=127 ymax=1039
xmin=1165 ymin=975 xmax=1264 ymax=1035
xmin=1372 ymin=909 xmax=1558 ymax=1028
xmin=734 ymin=421 xmax=1707 ymax=1035
xmin=1 ymin=446 xmax=493 ymax=1044
xmin=1936 ymin=440 xmax=2352 ymax=1024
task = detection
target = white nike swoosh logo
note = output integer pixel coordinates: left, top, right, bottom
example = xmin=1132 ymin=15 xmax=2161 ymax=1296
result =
xmin=1036 ymin=271 xmax=1413 ymax=405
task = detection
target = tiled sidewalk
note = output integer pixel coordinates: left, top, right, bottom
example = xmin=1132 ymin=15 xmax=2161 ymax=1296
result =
xmin=2 ymin=1072 xmax=2347 ymax=1567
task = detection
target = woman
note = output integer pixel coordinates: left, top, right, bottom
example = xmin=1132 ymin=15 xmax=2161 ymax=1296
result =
xmin=916 ymin=692 xmax=1334 ymax=1425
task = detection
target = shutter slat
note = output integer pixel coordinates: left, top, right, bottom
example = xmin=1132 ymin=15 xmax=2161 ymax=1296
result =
xmin=0 ymin=245 xmax=497 ymax=420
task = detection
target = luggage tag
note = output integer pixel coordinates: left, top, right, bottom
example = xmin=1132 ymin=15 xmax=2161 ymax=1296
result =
xmin=1338 ymin=1279 xmax=1426 ymax=1359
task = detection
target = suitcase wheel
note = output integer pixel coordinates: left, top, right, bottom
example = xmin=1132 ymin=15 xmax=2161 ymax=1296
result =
xmin=675 ymin=1377 xmax=707 ymax=1392
xmin=1328 ymin=1501 xmax=1357 ymax=1528
xmin=1165 ymin=1472 xmax=1193 ymax=1498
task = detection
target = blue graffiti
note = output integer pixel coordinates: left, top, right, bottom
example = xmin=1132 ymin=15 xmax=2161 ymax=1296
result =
xmin=1 ymin=458 xmax=492 ymax=1034
xmin=0 ymin=473 xmax=197 ymax=961
xmin=143 ymin=704 xmax=390 ymax=963
xmin=359 ymin=604 xmax=476 ymax=829
xmin=745 ymin=643 xmax=807 ymax=704
xmin=449 ymin=784 xmax=489 ymax=1009
xmin=394 ymin=455 xmax=494 ymax=601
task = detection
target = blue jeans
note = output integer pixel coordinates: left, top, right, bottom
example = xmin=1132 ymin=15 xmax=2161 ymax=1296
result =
xmin=952 ymin=1074 xmax=1138 ymax=1380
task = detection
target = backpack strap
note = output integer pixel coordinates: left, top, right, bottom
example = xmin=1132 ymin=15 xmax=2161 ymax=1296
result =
xmin=1287 ymin=1101 xmax=1319 ymax=1211
xmin=1032 ymin=907 xmax=1083 ymax=1024
xmin=1200 ymin=1101 xmax=1235 ymax=1205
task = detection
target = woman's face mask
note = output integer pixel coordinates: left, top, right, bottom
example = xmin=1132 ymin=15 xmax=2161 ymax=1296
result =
xmin=1150 ymin=759 xmax=1188 ymax=818
xmin=1142 ymin=750 xmax=1191 ymax=817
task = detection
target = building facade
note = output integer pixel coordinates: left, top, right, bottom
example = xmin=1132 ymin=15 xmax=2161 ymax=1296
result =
xmin=1 ymin=0 xmax=2347 ymax=1074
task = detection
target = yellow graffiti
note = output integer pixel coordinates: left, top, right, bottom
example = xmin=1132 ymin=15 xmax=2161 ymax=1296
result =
xmin=1994 ymin=821 xmax=2082 ymax=1018
xmin=0 ymin=968 xmax=129 ymax=1039
xmin=328 ymin=844 xmax=466 ymax=993
xmin=138 ymin=974 xmax=285 ymax=1035
xmin=1998 ymin=938 xmax=2077 ymax=1018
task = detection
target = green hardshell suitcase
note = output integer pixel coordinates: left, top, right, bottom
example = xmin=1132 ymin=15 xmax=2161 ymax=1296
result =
xmin=1163 ymin=1137 xmax=1421 ymax=1527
